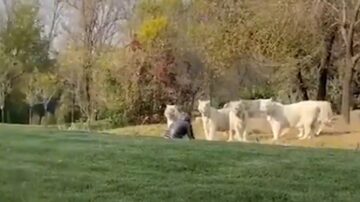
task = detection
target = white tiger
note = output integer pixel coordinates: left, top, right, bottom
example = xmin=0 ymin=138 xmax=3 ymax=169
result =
xmin=223 ymin=98 xmax=272 ymax=118
xmin=228 ymin=101 xmax=249 ymax=142
xmin=197 ymin=100 xmax=232 ymax=141
xmin=164 ymin=105 xmax=181 ymax=128
xmin=295 ymin=100 xmax=334 ymax=137
xmin=264 ymin=100 xmax=321 ymax=140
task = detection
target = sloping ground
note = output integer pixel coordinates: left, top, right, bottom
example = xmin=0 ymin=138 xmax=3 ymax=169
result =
xmin=1 ymin=125 xmax=360 ymax=201
xmin=108 ymin=111 xmax=360 ymax=150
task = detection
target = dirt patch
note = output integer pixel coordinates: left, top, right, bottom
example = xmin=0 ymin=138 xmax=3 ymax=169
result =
xmin=192 ymin=111 xmax=360 ymax=150
xmin=108 ymin=111 xmax=360 ymax=150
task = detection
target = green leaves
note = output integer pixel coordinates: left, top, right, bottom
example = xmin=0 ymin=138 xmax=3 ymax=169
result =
xmin=0 ymin=1 xmax=50 ymax=73
xmin=23 ymin=69 xmax=59 ymax=107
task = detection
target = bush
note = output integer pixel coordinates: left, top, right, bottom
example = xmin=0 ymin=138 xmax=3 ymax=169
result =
xmin=240 ymin=85 xmax=276 ymax=100
xmin=107 ymin=111 xmax=131 ymax=128
xmin=89 ymin=119 xmax=113 ymax=131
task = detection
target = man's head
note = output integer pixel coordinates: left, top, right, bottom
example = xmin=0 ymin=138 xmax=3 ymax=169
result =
xmin=180 ymin=113 xmax=191 ymax=123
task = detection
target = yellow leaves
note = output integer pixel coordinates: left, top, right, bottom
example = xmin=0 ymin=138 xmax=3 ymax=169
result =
xmin=24 ymin=69 xmax=58 ymax=105
xmin=96 ymin=51 xmax=118 ymax=70
xmin=30 ymin=69 xmax=58 ymax=91
xmin=159 ymin=0 xmax=182 ymax=12
xmin=135 ymin=0 xmax=183 ymax=44
xmin=37 ymin=73 xmax=57 ymax=87
xmin=59 ymin=46 xmax=85 ymax=68
xmin=137 ymin=0 xmax=182 ymax=18
xmin=138 ymin=16 xmax=169 ymax=43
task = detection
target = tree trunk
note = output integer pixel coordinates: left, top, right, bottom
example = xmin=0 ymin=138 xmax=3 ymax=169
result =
xmin=341 ymin=58 xmax=354 ymax=124
xmin=317 ymin=66 xmax=328 ymax=100
xmin=1 ymin=93 xmax=6 ymax=123
xmin=297 ymin=69 xmax=309 ymax=100
xmin=1 ymin=107 xmax=4 ymax=123
xmin=29 ymin=106 xmax=32 ymax=124
xmin=71 ymin=91 xmax=75 ymax=123
xmin=83 ymin=56 xmax=93 ymax=126
xmin=6 ymin=110 xmax=10 ymax=123
xmin=86 ymin=115 xmax=92 ymax=131
xmin=317 ymin=30 xmax=336 ymax=100
xmin=43 ymin=104 xmax=48 ymax=127
xmin=208 ymin=68 xmax=214 ymax=104
xmin=85 ymin=72 xmax=92 ymax=121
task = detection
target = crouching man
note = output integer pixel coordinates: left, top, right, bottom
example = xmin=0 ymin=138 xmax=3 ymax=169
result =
xmin=164 ymin=115 xmax=195 ymax=140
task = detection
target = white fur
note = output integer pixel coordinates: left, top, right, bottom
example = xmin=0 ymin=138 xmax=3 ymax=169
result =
xmin=198 ymin=100 xmax=232 ymax=141
xmin=224 ymin=98 xmax=272 ymax=135
xmin=223 ymin=98 xmax=272 ymax=118
xmin=295 ymin=100 xmax=334 ymax=137
xmin=264 ymin=101 xmax=321 ymax=140
xmin=228 ymin=102 xmax=248 ymax=142
xmin=164 ymin=105 xmax=181 ymax=128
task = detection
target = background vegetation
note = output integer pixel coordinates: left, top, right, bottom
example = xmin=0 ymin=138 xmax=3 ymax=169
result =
xmin=1 ymin=0 xmax=360 ymax=127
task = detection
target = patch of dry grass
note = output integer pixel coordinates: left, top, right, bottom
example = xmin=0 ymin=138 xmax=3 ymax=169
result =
xmin=106 ymin=124 xmax=167 ymax=137
xmin=107 ymin=110 xmax=360 ymax=150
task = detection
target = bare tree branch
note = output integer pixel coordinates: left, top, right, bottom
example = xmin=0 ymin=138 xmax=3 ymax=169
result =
xmin=348 ymin=0 xmax=360 ymax=52
xmin=339 ymin=0 xmax=349 ymax=49
xmin=355 ymin=19 xmax=360 ymax=27
xmin=1 ymin=0 xmax=12 ymax=23
xmin=59 ymin=0 xmax=135 ymax=122
xmin=48 ymin=0 xmax=64 ymax=42
xmin=341 ymin=0 xmax=346 ymax=24
xmin=64 ymin=0 xmax=79 ymax=10
xmin=329 ymin=21 xmax=339 ymax=28
xmin=353 ymin=52 xmax=360 ymax=64
xmin=321 ymin=0 xmax=339 ymax=13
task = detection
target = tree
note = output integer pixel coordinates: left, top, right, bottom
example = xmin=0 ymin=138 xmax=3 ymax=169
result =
xmin=57 ymin=45 xmax=84 ymax=124
xmin=0 ymin=79 xmax=10 ymax=122
xmin=46 ymin=0 xmax=63 ymax=43
xmin=1 ymin=1 xmax=51 ymax=72
xmin=322 ymin=0 xmax=360 ymax=123
xmin=312 ymin=0 xmax=338 ymax=101
xmin=0 ymin=1 xmax=53 ymax=123
xmin=129 ymin=0 xmax=206 ymax=117
xmin=24 ymin=68 xmax=59 ymax=124
xmin=186 ymin=0 xmax=322 ymax=103
xmin=0 ymin=45 xmax=21 ymax=123
xmin=40 ymin=0 xmax=64 ymax=57
xmin=24 ymin=70 xmax=41 ymax=124
xmin=339 ymin=0 xmax=360 ymax=123
xmin=61 ymin=0 xmax=133 ymax=126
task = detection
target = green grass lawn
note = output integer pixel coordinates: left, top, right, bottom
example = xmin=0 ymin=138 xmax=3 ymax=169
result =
xmin=1 ymin=125 xmax=360 ymax=202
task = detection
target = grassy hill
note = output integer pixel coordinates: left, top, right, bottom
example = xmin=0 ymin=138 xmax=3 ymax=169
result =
xmin=1 ymin=125 xmax=360 ymax=202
